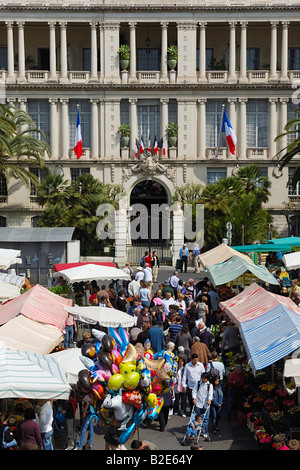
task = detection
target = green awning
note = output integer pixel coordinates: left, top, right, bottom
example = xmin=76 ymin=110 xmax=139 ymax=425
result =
xmin=269 ymin=237 xmax=300 ymax=247
xmin=206 ymin=255 xmax=280 ymax=287
xmin=231 ymin=243 xmax=291 ymax=253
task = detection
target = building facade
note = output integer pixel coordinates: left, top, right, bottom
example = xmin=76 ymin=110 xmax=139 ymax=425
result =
xmin=1 ymin=0 xmax=300 ymax=262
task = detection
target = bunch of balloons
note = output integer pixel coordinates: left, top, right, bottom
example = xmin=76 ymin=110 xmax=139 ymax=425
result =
xmin=76 ymin=326 xmax=178 ymax=445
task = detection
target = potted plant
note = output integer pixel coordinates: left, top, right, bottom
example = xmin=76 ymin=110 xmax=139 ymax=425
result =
xmin=118 ymin=123 xmax=131 ymax=147
xmin=119 ymin=44 xmax=130 ymax=70
xmin=166 ymin=121 xmax=178 ymax=147
xmin=167 ymin=44 xmax=178 ymax=70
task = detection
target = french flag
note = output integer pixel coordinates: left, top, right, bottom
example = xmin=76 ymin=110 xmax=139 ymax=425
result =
xmin=158 ymin=138 xmax=166 ymax=156
xmin=221 ymin=109 xmax=236 ymax=155
xmin=135 ymin=139 xmax=139 ymax=158
xmin=140 ymin=136 xmax=145 ymax=154
xmin=148 ymin=134 xmax=152 ymax=152
xmin=74 ymin=108 xmax=83 ymax=159
xmin=153 ymin=136 xmax=158 ymax=155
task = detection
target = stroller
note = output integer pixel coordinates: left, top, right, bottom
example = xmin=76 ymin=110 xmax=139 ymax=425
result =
xmin=181 ymin=405 xmax=211 ymax=446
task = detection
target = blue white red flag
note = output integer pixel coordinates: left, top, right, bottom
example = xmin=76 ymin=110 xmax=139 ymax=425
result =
xmin=74 ymin=108 xmax=83 ymax=159
xmin=140 ymin=136 xmax=145 ymax=154
xmin=158 ymin=138 xmax=166 ymax=156
xmin=221 ymin=109 xmax=236 ymax=155
xmin=153 ymin=136 xmax=158 ymax=155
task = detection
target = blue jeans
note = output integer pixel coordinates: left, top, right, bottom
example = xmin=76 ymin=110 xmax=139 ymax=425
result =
xmin=77 ymin=414 xmax=94 ymax=450
xmin=211 ymin=404 xmax=222 ymax=431
xmin=64 ymin=325 xmax=73 ymax=348
xmin=194 ymin=406 xmax=210 ymax=434
xmin=41 ymin=430 xmax=54 ymax=450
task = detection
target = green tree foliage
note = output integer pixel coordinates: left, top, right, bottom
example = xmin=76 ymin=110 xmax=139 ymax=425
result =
xmin=173 ymin=164 xmax=272 ymax=250
xmin=35 ymin=172 xmax=126 ymax=256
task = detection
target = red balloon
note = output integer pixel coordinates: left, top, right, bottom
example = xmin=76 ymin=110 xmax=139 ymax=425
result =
xmin=122 ymin=390 xmax=142 ymax=410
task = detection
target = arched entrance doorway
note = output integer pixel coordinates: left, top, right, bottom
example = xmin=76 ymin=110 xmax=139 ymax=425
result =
xmin=128 ymin=179 xmax=172 ymax=265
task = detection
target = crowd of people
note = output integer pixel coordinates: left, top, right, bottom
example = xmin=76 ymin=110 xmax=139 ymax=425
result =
xmin=2 ymin=248 xmax=300 ymax=451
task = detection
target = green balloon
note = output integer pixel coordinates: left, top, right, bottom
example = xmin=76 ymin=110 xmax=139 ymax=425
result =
xmin=123 ymin=371 xmax=140 ymax=391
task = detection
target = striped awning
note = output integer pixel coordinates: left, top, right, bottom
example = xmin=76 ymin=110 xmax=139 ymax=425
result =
xmin=219 ymin=283 xmax=300 ymax=325
xmin=239 ymin=304 xmax=300 ymax=373
xmin=0 ymin=346 xmax=70 ymax=399
xmin=0 ymin=284 xmax=71 ymax=331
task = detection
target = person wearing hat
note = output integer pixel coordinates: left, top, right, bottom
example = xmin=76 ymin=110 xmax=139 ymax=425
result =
xmin=135 ymin=266 xmax=144 ymax=283
xmin=179 ymin=244 xmax=189 ymax=273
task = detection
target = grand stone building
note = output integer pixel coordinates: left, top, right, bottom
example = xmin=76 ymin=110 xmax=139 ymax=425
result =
xmin=1 ymin=0 xmax=300 ymax=263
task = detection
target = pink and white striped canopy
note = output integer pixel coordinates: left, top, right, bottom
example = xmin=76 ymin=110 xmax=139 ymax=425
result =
xmin=0 ymin=284 xmax=71 ymax=331
xmin=219 ymin=283 xmax=300 ymax=325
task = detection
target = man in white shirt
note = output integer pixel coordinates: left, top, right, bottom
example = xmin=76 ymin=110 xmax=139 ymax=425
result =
xmin=192 ymin=372 xmax=213 ymax=440
xmin=143 ymin=263 xmax=153 ymax=286
xmin=162 ymin=291 xmax=175 ymax=317
xmin=38 ymin=399 xmax=54 ymax=450
xmin=128 ymin=275 xmax=141 ymax=297
xmin=169 ymin=271 xmax=180 ymax=291
xmin=182 ymin=353 xmax=205 ymax=414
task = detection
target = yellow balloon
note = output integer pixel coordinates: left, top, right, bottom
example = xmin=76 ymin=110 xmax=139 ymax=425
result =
xmin=146 ymin=393 xmax=158 ymax=408
xmin=123 ymin=371 xmax=140 ymax=390
xmin=107 ymin=373 xmax=124 ymax=391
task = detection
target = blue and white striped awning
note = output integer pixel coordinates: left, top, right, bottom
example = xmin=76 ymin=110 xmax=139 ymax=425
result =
xmin=239 ymin=303 xmax=300 ymax=374
xmin=0 ymin=346 xmax=71 ymax=399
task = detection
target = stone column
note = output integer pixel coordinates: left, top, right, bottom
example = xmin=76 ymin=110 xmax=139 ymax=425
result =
xmin=60 ymin=22 xmax=68 ymax=83
xmin=17 ymin=21 xmax=26 ymax=82
xmin=99 ymin=99 xmax=105 ymax=158
xmin=279 ymin=98 xmax=289 ymax=153
xmin=99 ymin=22 xmax=104 ymax=82
xmin=160 ymin=21 xmax=168 ymax=82
xmin=129 ymin=22 xmax=137 ymax=82
xmin=49 ymin=98 xmax=59 ymax=158
xmin=172 ymin=202 xmax=184 ymax=266
xmin=281 ymin=21 xmax=289 ymax=81
xmin=49 ymin=22 xmax=57 ymax=81
xmin=228 ymin=98 xmax=237 ymax=158
xmin=198 ymin=22 xmax=207 ymax=82
xmin=270 ymin=21 xmax=278 ymax=80
xmin=102 ymin=22 xmax=120 ymax=84
xmin=90 ymin=22 xmax=98 ymax=81
xmin=18 ymin=98 xmax=27 ymax=134
xmin=90 ymin=99 xmax=99 ymax=158
xmin=238 ymin=98 xmax=248 ymax=158
xmin=6 ymin=21 xmax=14 ymax=81
xmin=268 ymin=98 xmax=278 ymax=158
xmin=229 ymin=22 xmax=237 ymax=82
xmin=160 ymin=98 xmax=169 ymax=157
xmin=177 ymin=99 xmax=197 ymax=159
xmin=239 ymin=22 xmax=248 ymax=83
xmin=129 ymin=98 xmax=138 ymax=157
xmin=198 ymin=98 xmax=206 ymax=157
xmin=60 ymin=98 xmax=69 ymax=159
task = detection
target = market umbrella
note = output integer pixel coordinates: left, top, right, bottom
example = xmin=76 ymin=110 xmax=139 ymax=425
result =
xmin=47 ymin=347 xmax=83 ymax=385
xmin=0 ymin=248 xmax=22 ymax=270
xmin=0 ymin=346 xmax=71 ymax=399
xmin=0 ymin=272 xmax=25 ymax=288
xmin=282 ymin=251 xmax=300 ymax=271
xmin=64 ymin=305 xmax=135 ymax=328
xmin=198 ymin=243 xmax=254 ymax=269
xmin=0 ymin=281 xmax=21 ymax=302
xmin=53 ymin=263 xmax=131 ymax=283
xmin=206 ymin=256 xmax=279 ymax=288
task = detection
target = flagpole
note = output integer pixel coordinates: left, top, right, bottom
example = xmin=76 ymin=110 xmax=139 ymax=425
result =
xmin=215 ymin=104 xmax=225 ymax=157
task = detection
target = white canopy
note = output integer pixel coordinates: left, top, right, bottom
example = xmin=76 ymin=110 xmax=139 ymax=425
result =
xmin=0 ymin=281 xmax=21 ymax=302
xmin=0 ymin=248 xmax=22 ymax=270
xmin=0 ymin=315 xmax=64 ymax=355
xmin=65 ymin=305 xmax=136 ymax=328
xmin=47 ymin=347 xmax=84 ymax=385
xmin=0 ymin=346 xmax=70 ymax=399
xmin=0 ymin=272 xmax=25 ymax=288
xmin=53 ymin=263 xmax=131 ymax=283
xmin=283 ymin=251 xmax=300 ymax=271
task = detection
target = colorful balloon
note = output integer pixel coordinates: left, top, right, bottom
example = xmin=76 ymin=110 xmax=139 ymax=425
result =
xmin=101 ymin=334 xmax=116 ymax=352
xmin=123 ymin=371 xmax=140 ymax=391
xmin=122 ymin=390 xmax=142 ymax=410
xmin=107 ymin=373 xmax=124 ymax=391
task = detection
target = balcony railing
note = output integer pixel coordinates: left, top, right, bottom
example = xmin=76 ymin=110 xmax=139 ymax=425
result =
xmin=247 ymin=147 xmax=268 ymax=158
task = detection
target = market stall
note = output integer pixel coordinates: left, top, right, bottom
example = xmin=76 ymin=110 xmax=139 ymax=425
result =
xmin=52 ymin=263 xmax=131 ymax=283
xmin=198 ymin=242 xmax=254 ymax=269
xmin=0 ymin=281 xmax=21 ymax=303
xmin=206 ymin=255 xmax=279 ymax=288
xmin=0 ymin=248 xmax=22 ymax=270
xmin=64 ymin=305 xmax=136 ymax=328
xmin=46 ymin=347 xmax=83 ymax=385
xmin=0 ymin=346 xmax=70 ymax=399
xmin=0 ymin=284 xmax=71 ymax=330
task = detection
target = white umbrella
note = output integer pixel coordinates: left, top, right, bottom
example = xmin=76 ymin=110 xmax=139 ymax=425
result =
xmin=0 ymin=272 xmax=25 ymax=288
xmin=64 ymin=305 xmax=135 ymax=328
xmin=47 ymin=347 xmax=83 ymax=385
xmin=0 ymin=248 xmax=22 ymax=270
xmin=0 ymin=346 xmax=71 ymax=399
xmin=283 ymin=251 xmax=300 ymax=271
xmin=0 ymin=281 xmax=21 ymax=302
xmin=53 ymin=263 xmax=131 ymax=283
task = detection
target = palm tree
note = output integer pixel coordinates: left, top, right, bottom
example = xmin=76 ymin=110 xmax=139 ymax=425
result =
xmin=275 ymin=108 xmax=300 ymax=188
xmin=35 ymin=173 xmax=70 ymax=207
xmin=0 ymin=104 xmax=50 ymax=187
xmin=235 ymin=164 xmax=271 ymax=203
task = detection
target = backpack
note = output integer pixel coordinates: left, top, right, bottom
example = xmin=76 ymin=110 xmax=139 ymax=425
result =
xmin=140 ymin=257 xmax=145 ymax=267
xmin=2 ymin=426 xmax=17 ymax=449
xmin=207 ymin=361 xmax=220 ymax=383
